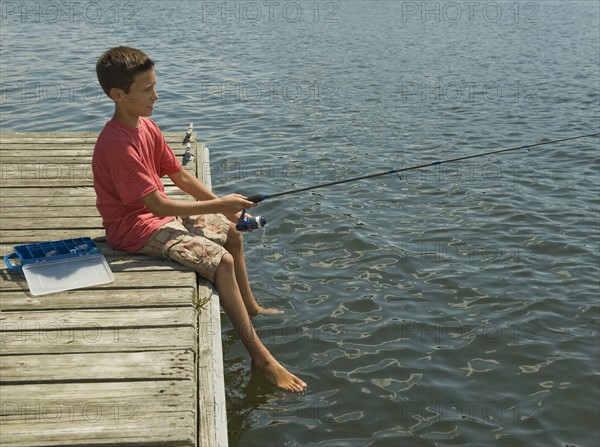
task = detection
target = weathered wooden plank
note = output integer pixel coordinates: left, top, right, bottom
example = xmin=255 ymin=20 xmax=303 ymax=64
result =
xmin=0 ymin=131 xmax=189 ymax=143
xmin=0 ymin=187 xmax=187 ymax=203
xmin=0 ymin=229 xmax=107 ymax=244
xmin=0 ymin=186 xmax=96 ymax=197
xmin=0 ymin=270 xmax=196 ymax=291
xmin=0 ymin=162 xmax=197 ymax=179
xmin=0 ymin=216 xmax=103 ymax=229
xmin=0 ymin=288 xmax=196 ymax=312
xmin=0 ymin=350 xmax=195 ymax=383
xmin=0 ymin=156 xmax=196 ymax=168
xmin=0 ymin=419 xmax=195 ymax=447
xmin=0 ymin=308 xmax=196 ymax=332
xmin=0 ymin=149 xmax=96 ymax=157
xmin=0 ymin=135 xmax=99 ymax=143
xmin=197 ymin=286 xmax=229 ymax=447
xmin=0 ymin=380 xmax=194 ymax=416
xmin=0 ymin=140 xmax=191 ymax=149
xmin=0 ymin=180 xmax=193 ymax=190
xmin=0 ymin=176 xmax=193 ymax=188
xmin=0 ymin=179 xmax=93 ymax=187
xmin=0 ymin=381 xmax=195 ymax=414
xmin=0 ymin=206 xmax=99 ymax=217
xmin=11 ymin=200 xmax=93 ymax=211
xmin=0 ymin=326 xmax=197 ymax=355
xmin=0 ymin=142 xmax=197 ymax=153
xmin=0 ymin=196 xmax=96 ymax=207
xmin=0 ymin=163 xmax=197 ymax=184
xmin=0 ymin=157 xmax=194 ymax=171
xmin=0 ymin=381 xmax=195 ymax=447
xmin=0 ymin=264 xmax=195 ymax=288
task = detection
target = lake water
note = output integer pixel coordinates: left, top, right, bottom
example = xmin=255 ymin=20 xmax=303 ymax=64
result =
xmin=1 ymin=1 xmax=599 ymax=446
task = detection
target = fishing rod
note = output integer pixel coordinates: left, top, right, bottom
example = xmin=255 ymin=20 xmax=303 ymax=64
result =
xmin=235 ymin=132 xmax=599 ymax=230
xmin=245 ymin=133 xmax=599 ymax=203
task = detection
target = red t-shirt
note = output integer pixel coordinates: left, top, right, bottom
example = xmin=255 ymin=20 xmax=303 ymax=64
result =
xmin=92 ymin=117 xmax=183 ymax=252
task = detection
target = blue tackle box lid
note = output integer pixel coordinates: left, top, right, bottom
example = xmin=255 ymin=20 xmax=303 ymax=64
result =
xmin=3 ymin=237 xmax=114 ymax=295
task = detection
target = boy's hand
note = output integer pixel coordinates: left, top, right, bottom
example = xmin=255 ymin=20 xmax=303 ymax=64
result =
xmin=219 ymin=194 xmax=257 ymax=222
xmin=220 ymin=194 xmax=257 ymax=211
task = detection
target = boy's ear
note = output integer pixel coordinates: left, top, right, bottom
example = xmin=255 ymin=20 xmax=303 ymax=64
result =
xmin=109 ymin=87 xmax=125 ymax=103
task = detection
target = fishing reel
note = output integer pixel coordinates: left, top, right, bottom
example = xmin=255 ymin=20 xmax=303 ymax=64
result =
xmin=236 ymin=209 xmax=266 ymax=232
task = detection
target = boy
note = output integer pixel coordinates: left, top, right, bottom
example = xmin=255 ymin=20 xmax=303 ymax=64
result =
xmin=92 ymin=46 xmax=306 ymax=392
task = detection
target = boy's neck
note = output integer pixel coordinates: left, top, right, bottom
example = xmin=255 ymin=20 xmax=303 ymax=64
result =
xmin=112 ymin=109 xmax=141 ymax=128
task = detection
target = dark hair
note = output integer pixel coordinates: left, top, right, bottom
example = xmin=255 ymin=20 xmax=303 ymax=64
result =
xmin=96 ymin=46 xmax=155 ymax=97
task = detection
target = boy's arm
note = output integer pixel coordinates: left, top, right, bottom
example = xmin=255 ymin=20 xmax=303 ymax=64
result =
xmin=141 ymin=189 xmax=256 ymax=220
xmin=168 ymin=169 xmax=218 ymax=201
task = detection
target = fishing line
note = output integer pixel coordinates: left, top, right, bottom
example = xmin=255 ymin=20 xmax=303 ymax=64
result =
xmin=244 ymin=132 xmax=600 ymax=204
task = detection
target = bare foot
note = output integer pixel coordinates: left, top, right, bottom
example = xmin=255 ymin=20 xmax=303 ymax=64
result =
xmin=251 ymin=359 xmax=307 ymax=393
xmin=251 ymin=306 xmax=284 ymax=315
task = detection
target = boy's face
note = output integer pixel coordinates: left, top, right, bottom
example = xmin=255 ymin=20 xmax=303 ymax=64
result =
xmin=111 ymin=67 xmax=159 ymax=125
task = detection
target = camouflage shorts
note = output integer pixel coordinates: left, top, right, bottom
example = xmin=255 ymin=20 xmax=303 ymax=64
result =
xmin=139 ymin=214 xmax=230 ymax=282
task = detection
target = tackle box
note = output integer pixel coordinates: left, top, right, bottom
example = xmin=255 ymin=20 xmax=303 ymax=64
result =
xmin=3 ymin=237 xmax=114 ymax=296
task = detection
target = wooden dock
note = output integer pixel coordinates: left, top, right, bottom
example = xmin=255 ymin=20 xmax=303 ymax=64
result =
xmin=0 ymin=132 xmax=228 ymax=446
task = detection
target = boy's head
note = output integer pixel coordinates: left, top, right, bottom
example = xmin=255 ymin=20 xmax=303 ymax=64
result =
xmin=96 ymin=46 xmax=155 ymax=98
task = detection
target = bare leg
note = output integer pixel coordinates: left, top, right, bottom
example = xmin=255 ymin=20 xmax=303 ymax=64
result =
xmin=224 ymin=224 xmax=282 ymax=315
xmin=214 ymin=253 xmax=306 ymax=392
